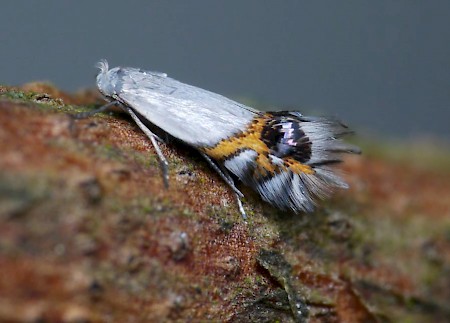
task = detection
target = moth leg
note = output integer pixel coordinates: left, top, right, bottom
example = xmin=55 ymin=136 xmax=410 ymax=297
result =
xmin=235 ymin=192 xmax=247 ymax=220
xmin=200 ymin=152 xmax=243 ymax=198
xmin=72 ymin=100 xmax=118 ymax=119
xmin=124 ymin=107 xmax=170 ymax=188
xmin=218 ymin=165 xmax=247 ymax=220
xmin=199 ymin=152 xmax=247 ymax=219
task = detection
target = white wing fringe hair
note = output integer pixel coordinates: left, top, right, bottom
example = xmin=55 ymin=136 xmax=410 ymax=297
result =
xmin=255 ymin=115 xmax=357 ymax=212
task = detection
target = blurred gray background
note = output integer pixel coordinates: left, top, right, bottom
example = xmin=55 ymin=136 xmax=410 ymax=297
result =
xmin=2 ymin=1 xmax=449 ymax=141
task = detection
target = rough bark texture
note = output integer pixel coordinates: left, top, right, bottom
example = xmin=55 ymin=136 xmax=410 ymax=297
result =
xmin=1 ymin=84 xmax=449 ymax=322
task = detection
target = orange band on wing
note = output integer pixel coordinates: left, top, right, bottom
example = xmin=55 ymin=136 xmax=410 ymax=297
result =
xmin=204 ymin=115 xmax=314 ymax=176
xmin=204 ymin=117 xmax=269 ymax=157
xmin=284 ymin=158 xmax=314 ymax=175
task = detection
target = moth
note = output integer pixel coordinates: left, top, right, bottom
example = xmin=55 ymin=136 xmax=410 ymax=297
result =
xmin=90 ymin=60 xmax=360 ymax=218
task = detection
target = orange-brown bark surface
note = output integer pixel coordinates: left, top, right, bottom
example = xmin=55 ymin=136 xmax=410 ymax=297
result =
xmin=1 ymin=84 xmax=449 ymax=322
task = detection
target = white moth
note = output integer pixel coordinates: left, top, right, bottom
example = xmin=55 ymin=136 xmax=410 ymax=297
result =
xmin=90 ymin=59 xmax=360 ymax=218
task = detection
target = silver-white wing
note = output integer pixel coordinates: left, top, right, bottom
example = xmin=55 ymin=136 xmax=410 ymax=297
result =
xmin=98 ymin=65 xmax=257 ymax=147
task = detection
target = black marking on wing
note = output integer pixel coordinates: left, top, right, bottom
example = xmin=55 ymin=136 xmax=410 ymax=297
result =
xmin=261 ymin=115 xmax=312 ymax=163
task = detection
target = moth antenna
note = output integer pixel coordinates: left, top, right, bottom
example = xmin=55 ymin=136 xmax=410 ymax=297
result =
xmin=96 ymin=59 xmax=109 ymax=74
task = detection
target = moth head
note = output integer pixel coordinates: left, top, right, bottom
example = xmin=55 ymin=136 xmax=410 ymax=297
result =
xmin=96 ymin=59 xmax=109 ymax=75
xmin=95 ymin=59 xmax=114 ymax=98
